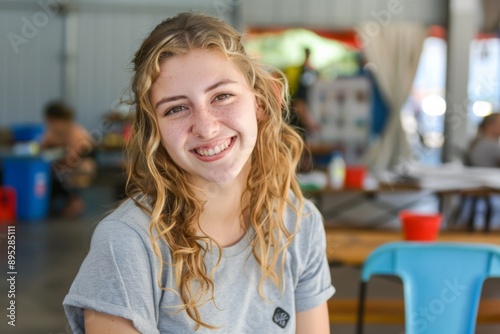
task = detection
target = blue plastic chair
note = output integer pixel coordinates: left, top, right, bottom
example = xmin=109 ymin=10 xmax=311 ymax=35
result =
xmin=356 ymin=242 xmax=500 ymax=334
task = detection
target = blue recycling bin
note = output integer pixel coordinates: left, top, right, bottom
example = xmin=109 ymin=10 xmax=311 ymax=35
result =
xmin=1 ymin=156 xmax=51 ymax=221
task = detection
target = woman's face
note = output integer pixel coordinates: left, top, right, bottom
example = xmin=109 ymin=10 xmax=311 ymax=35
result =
xmin=150 ymin=49 xmax=259 ymax=187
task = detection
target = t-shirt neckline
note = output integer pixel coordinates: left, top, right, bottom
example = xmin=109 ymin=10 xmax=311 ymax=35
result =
xmin=199 ymin=227 xmax=254 ymax=258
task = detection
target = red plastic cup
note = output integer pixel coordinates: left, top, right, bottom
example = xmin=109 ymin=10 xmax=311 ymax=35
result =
xmin=399 ymin=211 xmax=442 ymax=241
xmin=344 ymin=166 xmax=366 ymax=188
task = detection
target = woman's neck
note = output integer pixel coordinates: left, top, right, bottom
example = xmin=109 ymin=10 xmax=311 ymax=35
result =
xmin=194 ymin=162 xmax=251 ymax=247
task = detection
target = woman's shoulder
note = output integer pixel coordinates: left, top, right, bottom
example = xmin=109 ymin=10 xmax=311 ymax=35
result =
xmin=93 ymin=198 xmax=152 ymax=245
xmin=285 ymin=194 xmax=323 ymax=234
xmin=285 ymin=196 xmax=328 ymax=268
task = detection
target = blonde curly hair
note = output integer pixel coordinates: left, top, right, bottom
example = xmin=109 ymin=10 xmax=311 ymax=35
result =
xmin=126 ymin=12 xmax=304 ymax=329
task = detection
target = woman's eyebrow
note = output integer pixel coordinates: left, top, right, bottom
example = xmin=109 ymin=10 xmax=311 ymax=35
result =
xmin=154 ymin=79 xmax=238 ymax=111
xmin=155 ymin=95 xmax=187 ymax=110
xmin=204 ymin=79 xmax=238 ymax=93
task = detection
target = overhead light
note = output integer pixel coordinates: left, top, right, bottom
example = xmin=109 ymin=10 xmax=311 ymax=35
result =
xmin=472 ymin=101 xmax=493 ymax=117
xmin=421 ymin=95 xmax=446 ymax=116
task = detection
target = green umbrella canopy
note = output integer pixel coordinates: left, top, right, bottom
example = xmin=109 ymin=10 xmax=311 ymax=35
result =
xmin=244 ymin=28 xmax=360 ymax=78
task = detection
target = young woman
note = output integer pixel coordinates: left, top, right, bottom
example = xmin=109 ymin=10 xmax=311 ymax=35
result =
xmin=63 ymin=12 xmax=334 ymax=334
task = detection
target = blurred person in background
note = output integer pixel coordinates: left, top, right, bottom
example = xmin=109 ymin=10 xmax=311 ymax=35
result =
xmin=291 ymin=47 xmax=321 ymax=135
xmin=41 ymin=101 xmax=96 ymax=217
xmin=289 ymin=48 xmax=341 ymax=171
xmin=467 ymin=112 xmax=500 ymax=167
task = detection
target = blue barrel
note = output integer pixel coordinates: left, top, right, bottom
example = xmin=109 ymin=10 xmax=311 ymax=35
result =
xmin=1 ymin=156 xmax=51 ymax=221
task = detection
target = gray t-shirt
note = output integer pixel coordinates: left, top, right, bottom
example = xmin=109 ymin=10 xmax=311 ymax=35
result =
xmin=63 ymin=198 xmax=334 ymax=333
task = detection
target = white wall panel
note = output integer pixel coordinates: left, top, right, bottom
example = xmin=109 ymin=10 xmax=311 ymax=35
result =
xmin=278 ymin=0 xmax=302 ymax=25
xmin=308 ymin=0 xmax=330 ymax=26
xmin=243 ymin=0 xmax=275 ymax=26
xmin=329 ymin=0 xmax=355 ymax=27
xmin=0 ymin=8 xmax=64 ymax=126
xmin=242 ymin=0 xmax=447 ymax=28
xmin=73 ymin=0 xmax=211 ymax=6
xmin=357 ymin=0 xmax=381 ymax=21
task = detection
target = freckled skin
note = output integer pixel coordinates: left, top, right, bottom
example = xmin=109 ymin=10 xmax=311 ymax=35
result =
xmin=150 ymin=49 xmax=259 ymax=188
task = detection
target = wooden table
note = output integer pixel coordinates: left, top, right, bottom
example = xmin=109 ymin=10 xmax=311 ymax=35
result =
xmin=325 ymin=228 xmax=500 ymax=266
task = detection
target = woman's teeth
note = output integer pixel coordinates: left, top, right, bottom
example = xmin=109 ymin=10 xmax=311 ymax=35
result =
xmin=195 ymin=140 xmax=230 ymax=157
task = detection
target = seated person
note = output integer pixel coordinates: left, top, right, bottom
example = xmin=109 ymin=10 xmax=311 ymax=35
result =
xmin=40 ymin=101 xmax=96 ymax=217
xmin=467 ymin=112 xmax=500 ymax=167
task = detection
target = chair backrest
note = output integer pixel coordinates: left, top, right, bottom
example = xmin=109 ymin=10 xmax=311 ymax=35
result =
xmin=361 ymin=242 xmax=500 ymax=334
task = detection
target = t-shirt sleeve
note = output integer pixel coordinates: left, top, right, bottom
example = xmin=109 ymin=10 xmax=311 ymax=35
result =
xmin=63 ymin=219 xmax=161 ymax=334
xmin=294 ymin=205 xmax=335 ymax=312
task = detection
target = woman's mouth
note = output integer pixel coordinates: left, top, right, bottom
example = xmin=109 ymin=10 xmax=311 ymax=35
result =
xmin=194 ymin=137 xmax=235 ymax=157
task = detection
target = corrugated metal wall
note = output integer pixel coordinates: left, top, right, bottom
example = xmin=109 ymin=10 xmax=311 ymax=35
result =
xmin=0 ymin=5 xmax=64 ymax=126
xmin=0 ymin=0 xmax=446 ymax=129
xmin=243 ymin=0 xmax=446 ymax=28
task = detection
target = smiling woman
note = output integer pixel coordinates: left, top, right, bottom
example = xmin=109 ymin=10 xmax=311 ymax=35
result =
xmin=62 ymin=12 xmax=334 ymax=334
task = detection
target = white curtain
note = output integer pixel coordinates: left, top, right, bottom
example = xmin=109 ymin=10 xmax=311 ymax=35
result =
xmin=359 ymin=22 xmax=427 ymax=171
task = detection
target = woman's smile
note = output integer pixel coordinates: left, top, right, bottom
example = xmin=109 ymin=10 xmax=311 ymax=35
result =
xmin=191 ymin=136 xmax=236 ymax=161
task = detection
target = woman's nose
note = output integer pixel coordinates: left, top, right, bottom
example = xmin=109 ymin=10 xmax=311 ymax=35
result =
xmin=191 ymin=106 xmax=220 ymax=139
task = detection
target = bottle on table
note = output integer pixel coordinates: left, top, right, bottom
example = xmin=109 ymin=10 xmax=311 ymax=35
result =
xmin=328 ymin=151 xmax=345 ymax=189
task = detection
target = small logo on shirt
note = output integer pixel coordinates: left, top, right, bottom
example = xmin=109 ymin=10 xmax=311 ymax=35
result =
xmin=272 ymin=307 xmax=290 ymax=328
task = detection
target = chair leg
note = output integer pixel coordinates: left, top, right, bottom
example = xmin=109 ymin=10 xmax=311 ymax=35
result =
xmin=356 ymin=281 xmax=367 ymax=334
xmin=467 ymin=197 xmax=478 ymax=232
xmin=484 ymin=196 xmax=492 ymax=233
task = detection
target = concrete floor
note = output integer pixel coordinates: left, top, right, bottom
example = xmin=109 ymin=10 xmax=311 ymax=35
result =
xmin=0 ymin=184 xmax=499 ymax=334
xmin=0 ymin=184 xmax=116 ymax=334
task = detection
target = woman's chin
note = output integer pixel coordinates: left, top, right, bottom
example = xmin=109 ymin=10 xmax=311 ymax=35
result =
xmin=192 ymin=167 xmax=246 ymax=189
xmin=205 ymin=171 xmax=241 ymax=186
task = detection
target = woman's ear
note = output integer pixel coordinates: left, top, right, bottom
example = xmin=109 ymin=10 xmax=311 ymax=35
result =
xmin=256 ymin=104 xmax=264 ymax=121
xmin=255 ymin=97 xmax=265 ymax=121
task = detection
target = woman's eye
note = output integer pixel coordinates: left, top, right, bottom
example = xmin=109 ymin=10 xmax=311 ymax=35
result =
xmin=165 ymin=105 xmax=186 ymax=116
xmin=213 ymin=93 xmax=232 ymax=102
